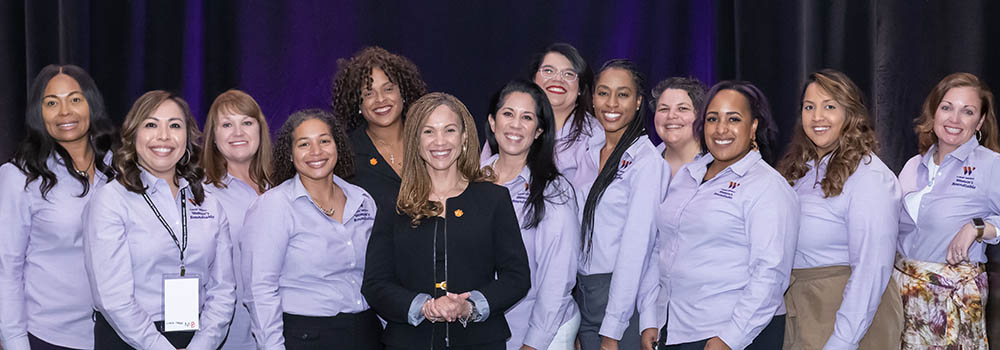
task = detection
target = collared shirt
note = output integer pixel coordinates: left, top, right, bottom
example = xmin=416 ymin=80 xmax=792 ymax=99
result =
xmin=572 ymin=134 xmax=668 ymax=340
xmin=204 ymin=174 xmax=259 ymax=350
xmin=650 ymin=150 xmax=798 ymax=350
xmin=241 ymin=174 xmax=376 ymax=349
xmin=83 ymin=169 xmax=236 ymax=350
xmin=791 ymin=152 xmax=901 ymax=349
xmin=482 ymin=112 xmax=605 ymax=181
xmin=481 ymin=154 xmax=581 ymax=350
xmin=897 ymin=137 xmax=1000 ymax=263
xmin=0 ymin=155 xmax=109 ymax=350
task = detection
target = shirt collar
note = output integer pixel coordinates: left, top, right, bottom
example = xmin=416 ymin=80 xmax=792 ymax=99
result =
xmin=292 ymin=173 xmax=369 ymax=218
xmin=139 ymin=166 xmax=190 ymax=195
xmin=685 ymin=150 xmax=762 ymax=181
xmin=482 ymin=153 xmax=532 ymax=187
xmin=921 ymin=136 xmax=981 ymax=169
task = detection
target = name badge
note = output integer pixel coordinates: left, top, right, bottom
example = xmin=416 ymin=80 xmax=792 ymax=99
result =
xmin=163 ymin=273 xmax=200 ymax=332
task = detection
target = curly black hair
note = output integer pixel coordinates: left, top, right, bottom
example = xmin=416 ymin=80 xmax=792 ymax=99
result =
xmin=272 ymin=109 xmax=355 ymax=185
xmin=330 ymin=46 xmax=428 ymax=131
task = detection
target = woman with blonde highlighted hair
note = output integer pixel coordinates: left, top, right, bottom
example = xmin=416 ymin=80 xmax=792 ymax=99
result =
xmin=199 ymin=89 xmax=275 ymax=350
xmin=777 ymin=69 xmax=904 ymax=349
xmin=362 ymin=92 xmax=530 ymax=350
xmin=896 ymin=72 xmax=1000 ymax=348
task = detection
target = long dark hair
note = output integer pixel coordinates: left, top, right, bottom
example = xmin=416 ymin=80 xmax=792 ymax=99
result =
xmin=699 ymin=81 xmax=779 ymax=165
xmin=10 ymin=64 xmax=117 ymax=199
xmin=114 ymin=91 xmax=206 ymax=205
xmin=525 ymin=43 xmax=595 ymax=151
xmin=484 ymin=80 xmax=570 ymax=229
xmin=581 ymin=59 xmax=648 ymax=257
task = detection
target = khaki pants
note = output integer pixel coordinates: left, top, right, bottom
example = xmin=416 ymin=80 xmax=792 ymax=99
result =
xmin=783 ymin=265 xmax=903 ymax=350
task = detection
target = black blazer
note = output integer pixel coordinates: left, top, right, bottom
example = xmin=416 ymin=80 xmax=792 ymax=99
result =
xmin=347 ymin=126 xmax=402 ymax=212
xmin=362 ymin=181 xmax=531 ymax=349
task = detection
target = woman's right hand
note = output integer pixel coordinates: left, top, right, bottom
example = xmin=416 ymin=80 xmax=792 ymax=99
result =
xmin=641 ymin=328 xmax=658 ymax=350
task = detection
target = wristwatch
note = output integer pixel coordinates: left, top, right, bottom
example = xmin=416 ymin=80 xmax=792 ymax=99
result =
xmin=974 ymin=218 xmax=986 ymax=242
xmin=458 ymin=299 xmax=481 ymax=327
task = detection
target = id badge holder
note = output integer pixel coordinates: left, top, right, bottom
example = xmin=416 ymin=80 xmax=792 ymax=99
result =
xmin=162 ymin=273 xmax=201 ymax=332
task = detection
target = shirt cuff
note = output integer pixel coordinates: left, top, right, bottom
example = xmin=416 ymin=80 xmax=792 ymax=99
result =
xmin=523 ymin=322 xmax=560 ymax=350
xmin=639 ymin=307 xmax=662 ymax=333
xmin=717 ymin=323 xmax=751 ymax=350
xmin=468 ymin=290 xmax=490 ymax=321
xmin=408 ymin=293 xmax=432 ymax=326
xmin=598 ymin=316 xmax=628 ymax=341
xmin=983 ymin=216 xmax=1000 ymax=244
xmin=823 ymin=333 xmax=860 ymax=350
xmin=1 ymin=334 xmax=30 ymax=350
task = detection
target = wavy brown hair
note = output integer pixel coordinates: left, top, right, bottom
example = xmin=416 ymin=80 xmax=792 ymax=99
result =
xmin=331 ymin=46 xmax=428 ymax=131
xmin=200 ymin=89 xmax=275 ymax=191
xmin=777 ymin=69 xmax=877 ymax=198
xmin=397 ymin=92 xmax=488 ymax=226
xmin=913 ymin=72 xmax=999 ymax=154
xmin=272 ymin=109 xmax=354 ymax=185
xmin=114 ymin=90 xmax=206 ymax=204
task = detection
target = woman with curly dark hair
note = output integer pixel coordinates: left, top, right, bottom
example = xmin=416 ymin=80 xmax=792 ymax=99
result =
xmin=776 ymin=69 xmax=903 ymax=349
xmin=241 ymin=109 xmax=382 ymax=349
xmin=83 ymin=91 xmax=236 ymax=349
xmin=0 ymin=64 xmax=116 ymax=350
xmin=331 ymin=46 xmax=427 ymax=212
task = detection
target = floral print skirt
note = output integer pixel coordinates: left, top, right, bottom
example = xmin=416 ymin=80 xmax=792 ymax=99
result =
xmin=894 ymin=256 xmax=988 ymax=350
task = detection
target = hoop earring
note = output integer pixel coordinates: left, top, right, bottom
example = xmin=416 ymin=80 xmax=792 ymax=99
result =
xmin=179 ymin=148 xmax=190 ymax=166
xmin=977 ymin=129 xmax=983 ymax=142
xmin=751 ymin=138 xmax=759 ymax=151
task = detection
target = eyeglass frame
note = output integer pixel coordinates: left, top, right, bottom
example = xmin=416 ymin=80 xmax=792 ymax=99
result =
xmin=537 ymin=65 xmax=579 ymax=82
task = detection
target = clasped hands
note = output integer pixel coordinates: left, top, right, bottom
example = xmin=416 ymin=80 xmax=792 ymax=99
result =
xmin=421 ymin=292 xmax=472 ymax=323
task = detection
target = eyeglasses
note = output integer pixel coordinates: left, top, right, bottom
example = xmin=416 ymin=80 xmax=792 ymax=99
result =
xmin=538 ymin=66 xmax=579 ymax=82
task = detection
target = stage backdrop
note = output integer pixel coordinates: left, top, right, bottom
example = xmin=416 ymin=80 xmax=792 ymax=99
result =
xmin=3 ymin=0 xmax=1000 ymax=342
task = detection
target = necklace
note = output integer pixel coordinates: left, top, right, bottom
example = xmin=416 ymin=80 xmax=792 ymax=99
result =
xmin=315 ymin=201 xmax=336 ymax=216
xmin=367 ymin=129 xmax=402 ymax=166
xmin=75 ymin=159 xmax=94 ymax=177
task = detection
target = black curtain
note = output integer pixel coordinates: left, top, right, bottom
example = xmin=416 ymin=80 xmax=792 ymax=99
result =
xmin=3 ymin=0 xmax=1000 ymax=343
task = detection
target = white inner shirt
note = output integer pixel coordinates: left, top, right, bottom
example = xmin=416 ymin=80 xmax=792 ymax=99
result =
xmin=904 ymin=157 xmax=940 ymax=223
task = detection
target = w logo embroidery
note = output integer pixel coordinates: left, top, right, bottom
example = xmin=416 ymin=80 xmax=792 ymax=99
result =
xmin=963 ymin=166 xmax=976 ymax=175
xmin=728 ymin=181 xmax=741 ymax=189
xmin=620 ymin=160 xmax=632 ymax=169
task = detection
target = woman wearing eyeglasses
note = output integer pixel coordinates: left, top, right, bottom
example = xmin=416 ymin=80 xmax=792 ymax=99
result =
xmin=482 ymin=43 xmax=601 ymax=180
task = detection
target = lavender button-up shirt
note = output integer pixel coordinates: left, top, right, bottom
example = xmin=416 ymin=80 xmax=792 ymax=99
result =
xmin=646 ymin=150 xmax=798 ymax=350
xmin=0 ymin=156 xmax=109 ymax=350
xmin=241 ymin=174 xmax=376 ymax=349
xmin=482 ymin=112 xmax=604 ymax=181
xmin=83 ymin=169 xmax=236 ymax=350
xmin=572 ymin=135 xmax=668 ymax=340
xmin=791 ymin=153 xmax=900 ymax=349
xmin=481 ymin=155 xmax=581 ymax=350
xmin=205 ymin=175 xmax=259 ymax=350
xmin=898 ymin=137 xmax=1000 ymax=263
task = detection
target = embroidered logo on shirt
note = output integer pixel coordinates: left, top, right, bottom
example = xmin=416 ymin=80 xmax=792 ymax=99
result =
xmin=353 ymin=207 xmax=375 ymax=222
xmin=369 ymin=158 xmax=378 ymax=166
xmin=513 ymin=189 xmax=529 ymax=204
xmin=615 ymin=159 xmax=633 ymax=180
xmin=189 ymin=207 xmax=215 ymax=220
xmin=713 ymin=182 xmax=740 ymax=199
xmin=454 ymin=209 xmax=464 ymax=217
xmin=952 ymin=165 xmax=976 ymax=189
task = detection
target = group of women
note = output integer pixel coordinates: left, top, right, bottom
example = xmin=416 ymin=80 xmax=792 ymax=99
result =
xmin=0 ymin=42 xmax=998 ymax=350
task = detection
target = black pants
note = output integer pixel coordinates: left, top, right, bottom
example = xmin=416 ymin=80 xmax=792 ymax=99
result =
xmin=659 ymin=315 xmax=786 ymax=350
xmin=94 ymin=311 xmax=195 ymax=349
xmin=28 ymin=333 xmax=82 ymax=350
xmin=283 ymin=309 xmax=383 ymax=350
xmin=574 ymin=273 xmax=641 ymax=350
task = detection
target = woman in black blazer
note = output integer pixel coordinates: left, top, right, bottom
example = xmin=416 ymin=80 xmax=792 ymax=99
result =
xmin=362 ymin=92 xmax=531 ymax=350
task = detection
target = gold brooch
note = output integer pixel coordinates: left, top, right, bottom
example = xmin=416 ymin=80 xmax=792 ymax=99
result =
xmin=454 ymin=209 xmax=464 ymax=217
xmin=369 ymin=158 xmax=378 ymax=166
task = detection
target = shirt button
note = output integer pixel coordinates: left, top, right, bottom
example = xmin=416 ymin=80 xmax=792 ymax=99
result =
xmin=350 ymin=262 xmax=356 ymax=267
xmin=347 ymin=241 xmax=352 ymax=246
xmin=356 ymin=300 xmax=362 ymax=305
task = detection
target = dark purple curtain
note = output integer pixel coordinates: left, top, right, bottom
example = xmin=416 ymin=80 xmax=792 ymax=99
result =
xmin=4 ymin=0 xmax=1000 ymax=346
